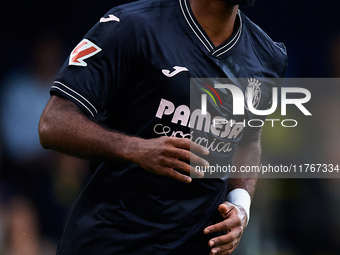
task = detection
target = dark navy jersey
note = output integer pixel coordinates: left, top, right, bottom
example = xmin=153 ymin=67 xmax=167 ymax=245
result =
xmin=51 ymin=0 xmax=287 ymax=254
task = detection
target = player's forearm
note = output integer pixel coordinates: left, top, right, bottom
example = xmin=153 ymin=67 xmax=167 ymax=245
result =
xmin=228 ymin=132 xmax=261 ymax=198
xmin=39 ymin=95 xmax=142 ymax=162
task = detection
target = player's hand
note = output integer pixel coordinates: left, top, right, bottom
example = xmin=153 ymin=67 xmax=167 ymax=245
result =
xmin=204 ymin=202 xmax=247 ymax=255
xmin=135 ymin=136 xmax=209 ymax=183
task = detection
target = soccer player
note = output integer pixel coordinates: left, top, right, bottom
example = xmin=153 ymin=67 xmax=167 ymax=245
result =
xmin=39 ymin=0 xmax=287 ymax=254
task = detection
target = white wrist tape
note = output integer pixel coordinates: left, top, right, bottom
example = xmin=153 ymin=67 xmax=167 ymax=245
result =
xmin=226 ymin=188 xmax=251 ymax=224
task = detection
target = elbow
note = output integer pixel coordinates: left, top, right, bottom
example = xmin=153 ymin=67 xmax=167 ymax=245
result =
xmin=39 ymin=95 xmax=73 ymax=151
xmin=38 ymin=112 xmax=53 ymax=150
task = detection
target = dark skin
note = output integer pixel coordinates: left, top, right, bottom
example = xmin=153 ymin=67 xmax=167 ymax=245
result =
xmin=39 ymin=97 xmax=259 ymax=255
xmin=189 ymin=0 xmax=239 ymax=47
xmin=39 ymin=1 xmax=259 ymax=254
xmin=39 ymin=96 xmax=209 ymax=182
xmin=186 ymin=2 xmax=259 ymax=253
xmin=204 ymin=135 xmax=260 ymax=255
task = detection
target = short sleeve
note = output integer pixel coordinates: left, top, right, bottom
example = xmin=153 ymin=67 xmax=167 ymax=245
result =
xmin=51 ymin=8 xmax=141 ymax=120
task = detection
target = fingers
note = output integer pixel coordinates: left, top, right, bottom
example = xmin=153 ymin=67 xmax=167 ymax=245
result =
xmin=209 ymin=242 xmax=236 ymax=255
xmin=207 ymin=225 xmax=243 ymax=255
xmin=162 ymin=137 xmax=209 ymax=178
xmin=139 ymin=137 xmax=210 ymax=182
xmin=162 ymin=167 xmax=192 ymax=183
xmin=160 ymin=154 xmax=204 ymax=178
xmin=204 ymin=215 xmax=241 ymax=235
xmin=204 ymin=203 xmax=246 ymax=255
xmin=208 ymin=229 xmax=242 ymax=255
xmin=170 ymin=137 xmax=209 ymax=156
xmin=204 ymin=204 xmax=244 ymax=235
xmin=208 ymin=228 xmax=241 ymax=248
xmin=218 ymin=204 xmax=229 ymax=216
xmin=166 ymin=145 xmax=209 ymax=167
xmin=204 ymin=220 xmax=231 ymax=235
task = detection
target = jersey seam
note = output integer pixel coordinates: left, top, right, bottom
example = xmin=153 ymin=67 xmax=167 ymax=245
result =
xmin=51 ymin=86 xmax=95 ymax=117
xmin=54 ymin=81 xmax=98 ymax=114
xmin=242 ymin=16 xmax=287 ymax=56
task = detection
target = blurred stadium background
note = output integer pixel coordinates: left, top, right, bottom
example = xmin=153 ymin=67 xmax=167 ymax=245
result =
xmin=1 ymin=0 xmax=340 ymax=254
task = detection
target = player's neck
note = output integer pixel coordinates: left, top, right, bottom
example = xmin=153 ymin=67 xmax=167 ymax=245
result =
xmin=189 ymin=0 xmax=239 ymax=47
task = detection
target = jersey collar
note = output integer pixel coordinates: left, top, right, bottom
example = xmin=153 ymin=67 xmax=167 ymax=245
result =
xmin=178 ymin=0 xmax=243 ymax=58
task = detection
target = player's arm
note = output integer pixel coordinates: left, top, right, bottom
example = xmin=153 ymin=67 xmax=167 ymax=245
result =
xmin=39 ymin=95 xmax=209 ymax=183
xmin=204 ymin=132 xmax=260 ymax=255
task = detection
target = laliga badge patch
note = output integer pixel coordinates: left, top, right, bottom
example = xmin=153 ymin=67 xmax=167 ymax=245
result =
xmin=69 ymin=39 xmax=102 ymax=67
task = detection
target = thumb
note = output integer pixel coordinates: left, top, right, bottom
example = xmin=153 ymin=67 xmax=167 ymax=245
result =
xmin=218 ymin=202 xmax=234 ymax=218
